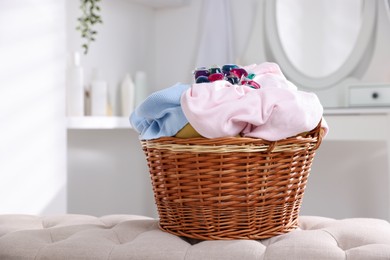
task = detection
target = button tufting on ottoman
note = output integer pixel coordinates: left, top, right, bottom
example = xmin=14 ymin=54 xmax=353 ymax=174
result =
xmin=0 ymin=214 xmax=390 ymax=259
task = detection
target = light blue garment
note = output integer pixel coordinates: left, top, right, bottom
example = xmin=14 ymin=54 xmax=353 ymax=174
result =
xmin=130 ymin=83 xmax=190 ymax=140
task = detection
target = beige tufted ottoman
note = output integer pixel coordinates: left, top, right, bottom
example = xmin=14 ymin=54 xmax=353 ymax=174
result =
xmin=1 ymin=214 xmax=390 ymax=259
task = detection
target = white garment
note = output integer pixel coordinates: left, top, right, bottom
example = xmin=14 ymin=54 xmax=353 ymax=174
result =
xmin=195 ymin=0 xmax=234 ymax=67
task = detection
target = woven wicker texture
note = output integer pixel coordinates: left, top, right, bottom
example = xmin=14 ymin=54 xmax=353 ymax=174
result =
xmin=142 ymin=123 xmax=324 ymax=240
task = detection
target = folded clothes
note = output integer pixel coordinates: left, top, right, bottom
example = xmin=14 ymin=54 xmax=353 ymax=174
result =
xmin=181 ymin=80 xmax=327 ymax=141
xmin=131 ymin=62 xmax=328 ymax=141
xmin=130 ymin=83 xmax=190 ymax=140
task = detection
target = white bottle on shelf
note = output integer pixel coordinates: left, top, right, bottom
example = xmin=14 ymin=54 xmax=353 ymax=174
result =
xmin=121 ymin=73 xmax=135 ymax=117
xmin=135 ymin=71 xmax=147 ymax=108
xmin=90 ymin=80 xmax=108 ymax=116
xmin=66 ymin=52 xmax=84 ymax=116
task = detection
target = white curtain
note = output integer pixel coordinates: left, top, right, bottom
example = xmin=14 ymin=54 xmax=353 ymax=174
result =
xmin=195 ymin=0 xmax=234 ymax=68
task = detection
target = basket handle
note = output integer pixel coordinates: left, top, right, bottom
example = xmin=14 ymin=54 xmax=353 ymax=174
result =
xmin=311 ymin=119 xmax=325 ymax=150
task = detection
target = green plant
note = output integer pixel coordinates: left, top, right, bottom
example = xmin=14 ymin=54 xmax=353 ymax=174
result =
xmin=76 ymin=0 xmax=103 ymax=55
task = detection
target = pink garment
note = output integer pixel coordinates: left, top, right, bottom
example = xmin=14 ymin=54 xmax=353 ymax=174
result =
xmin=244 ymin=63 xmax=297 ymax=91
xmin=244 ymin=62 xmax=284 ymax=76
xmin=181 ymin=80 xmax=326 ymax=141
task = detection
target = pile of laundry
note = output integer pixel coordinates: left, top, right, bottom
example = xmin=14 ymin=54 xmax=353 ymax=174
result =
xmin=130 ymin=62 xmax=328 ymax=141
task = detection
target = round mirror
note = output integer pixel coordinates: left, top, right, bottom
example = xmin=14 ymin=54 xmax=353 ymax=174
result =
xmin=265 ymin=0 xmax=376 ymax=89
xmin=276 ymin=0 xmax=362 ymax=78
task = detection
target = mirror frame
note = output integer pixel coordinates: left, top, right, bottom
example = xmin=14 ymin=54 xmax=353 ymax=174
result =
xmin=264 ymin=0 xmax=376 ymax=89
xmin=386 ymin=0 xmax=390 ymax=21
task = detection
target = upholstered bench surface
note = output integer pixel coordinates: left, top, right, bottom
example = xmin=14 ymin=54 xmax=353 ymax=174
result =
xmin=0 ymin=214 xmax=390 ymax=260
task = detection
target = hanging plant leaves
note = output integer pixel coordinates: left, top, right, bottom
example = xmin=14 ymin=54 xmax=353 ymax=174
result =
xmin=76 ymin=0 xmax=103 ymax=55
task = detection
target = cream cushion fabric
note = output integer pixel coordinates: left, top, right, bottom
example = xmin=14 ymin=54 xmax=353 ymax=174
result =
xmin=0 ymin=214 xmax=390 ymax=259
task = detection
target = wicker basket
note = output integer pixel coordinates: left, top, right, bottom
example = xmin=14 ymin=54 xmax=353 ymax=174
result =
xmin=141 ymin=122 xmax=324 ymax=240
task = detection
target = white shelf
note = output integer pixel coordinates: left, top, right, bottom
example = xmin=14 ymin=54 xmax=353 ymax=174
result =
xmin=323 ymin=107 xmax=390 ymax=141
xmin=324 ymin=107 xmax=390 ymax=115
xmin=67 ymin=116 xmax=132 ymax=129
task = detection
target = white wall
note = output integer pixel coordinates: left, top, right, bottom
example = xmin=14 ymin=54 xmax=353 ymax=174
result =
xmin=362 ymin=1 xmax=390 ymax=83
xmin=0 ymin=0 xmax=67 ymax=214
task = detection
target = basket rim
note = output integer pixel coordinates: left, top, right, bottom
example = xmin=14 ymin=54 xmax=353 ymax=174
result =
xmin=142 ymin=121 xmax=324 ymax=153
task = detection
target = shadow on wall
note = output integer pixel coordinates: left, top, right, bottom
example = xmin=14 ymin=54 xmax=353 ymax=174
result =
xmin=40 ymin=185 xmax=68 ymax=215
